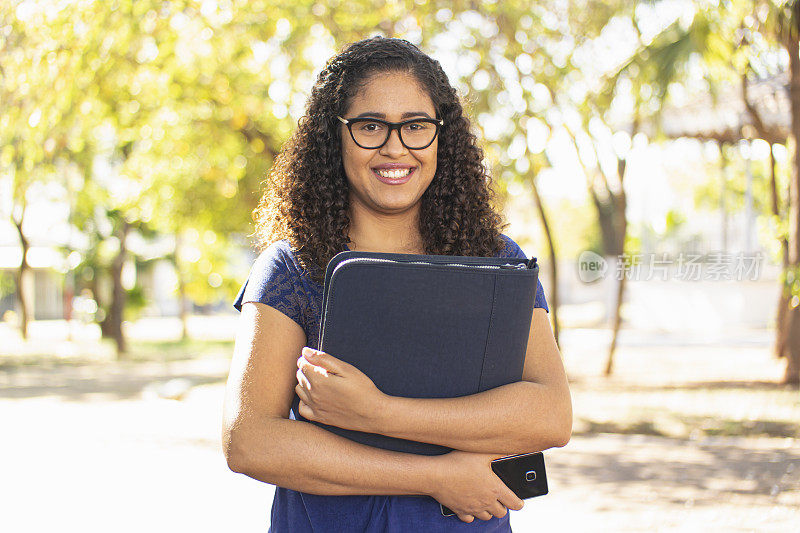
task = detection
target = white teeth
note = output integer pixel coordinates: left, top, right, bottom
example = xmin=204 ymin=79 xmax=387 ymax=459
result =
xmin=376 ymin=168 xmax=411 ymax=179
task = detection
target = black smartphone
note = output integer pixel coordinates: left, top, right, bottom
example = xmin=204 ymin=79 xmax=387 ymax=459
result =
xmin=440 ymin=452 xmax=548 ymax=517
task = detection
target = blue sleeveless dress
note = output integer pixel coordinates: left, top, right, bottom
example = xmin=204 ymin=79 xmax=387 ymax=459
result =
xmin=233 ymin=235 xmax=549 ymax=532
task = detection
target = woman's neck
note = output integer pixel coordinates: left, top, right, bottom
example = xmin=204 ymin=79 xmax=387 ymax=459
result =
xmin=347 ymin=203 xmax=425 ymax=254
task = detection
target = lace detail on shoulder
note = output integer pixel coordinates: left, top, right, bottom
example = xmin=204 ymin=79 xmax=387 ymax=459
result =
xmin=497 ymin=234 xmax=526 ymax=259
xmin=496 ymin=235 xmax=549 ymax=311
xmin=232 ymin=241 xmax=305 ymax=330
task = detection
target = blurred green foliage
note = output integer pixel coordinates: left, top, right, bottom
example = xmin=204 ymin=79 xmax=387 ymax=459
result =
xmin=0 ymin=0 xmax=794 ymax=323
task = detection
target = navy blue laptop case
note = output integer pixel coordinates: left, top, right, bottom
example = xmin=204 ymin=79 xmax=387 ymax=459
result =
xmin=290 ymin=251 xmax=539 ymax=456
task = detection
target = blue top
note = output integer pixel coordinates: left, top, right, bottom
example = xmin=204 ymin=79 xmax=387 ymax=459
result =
xmin=233 ymin=235 xmax=548 ymax=532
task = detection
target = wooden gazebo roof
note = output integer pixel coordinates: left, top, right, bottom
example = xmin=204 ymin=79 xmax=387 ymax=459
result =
xmin=655 ymin=73 xmax=790 ymax=145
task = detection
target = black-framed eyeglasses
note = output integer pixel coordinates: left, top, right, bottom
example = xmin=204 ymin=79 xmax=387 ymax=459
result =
xmin=337 ymin=116 xmax=444 ymax=150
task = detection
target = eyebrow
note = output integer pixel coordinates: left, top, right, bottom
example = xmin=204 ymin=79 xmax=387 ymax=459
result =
xmin=353 ymin=111 xmax=434 ymax=119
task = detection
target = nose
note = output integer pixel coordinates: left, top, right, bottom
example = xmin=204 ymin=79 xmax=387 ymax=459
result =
xmin=379 ymin=127 xmax=407 ymax=157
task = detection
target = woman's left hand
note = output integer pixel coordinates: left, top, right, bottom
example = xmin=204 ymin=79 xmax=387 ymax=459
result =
xmin=295 ymin=347 xmax=387 ymax=432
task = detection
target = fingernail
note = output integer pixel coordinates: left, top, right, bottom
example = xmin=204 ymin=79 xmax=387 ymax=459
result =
xmin=302 ymin=347 xmax=315 ymax=358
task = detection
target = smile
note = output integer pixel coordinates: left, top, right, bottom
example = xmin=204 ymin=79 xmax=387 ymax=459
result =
xmin=375 ymin=168 xmax=411 ymax=178
xmin=372 ymin=167 xmax=415 ymax=184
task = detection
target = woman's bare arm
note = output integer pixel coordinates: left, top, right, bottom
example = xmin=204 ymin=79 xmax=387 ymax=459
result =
xmin=296 ymin=309 xmax=572 ymax=456
xmin=221 ymin=302 xmax=523 ymax=521
xmin=223 ymin=302 xmax=430 ymax=494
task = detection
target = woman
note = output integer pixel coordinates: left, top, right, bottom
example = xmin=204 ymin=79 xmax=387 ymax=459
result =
xmin=222 ymin=36 xmax=571 ymax=532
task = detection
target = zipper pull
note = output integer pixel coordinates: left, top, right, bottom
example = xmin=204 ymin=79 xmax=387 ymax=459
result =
xmin=526 ymin=257 xmax=538 ymax=269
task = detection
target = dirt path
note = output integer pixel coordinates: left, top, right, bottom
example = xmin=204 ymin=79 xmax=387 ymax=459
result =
xmin=1 ymin=363 xmax=797 ymax=532
xmin=1 ymin=326 xmax=798 ymax=531
xmin=519 ymin=433 xmax=799 ymax=532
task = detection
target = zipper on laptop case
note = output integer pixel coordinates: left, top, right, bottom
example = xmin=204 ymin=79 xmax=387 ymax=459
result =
xmin=321 ymin=256 xmax=532 ymax=346
xmin=335 ymin=257 xmax=528 ymax=272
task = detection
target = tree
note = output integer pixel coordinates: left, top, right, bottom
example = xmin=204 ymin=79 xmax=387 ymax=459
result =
xmin=770 ymin=0 xmax=800 ymax=384
xmin=1 ymin=2 xmax=78 ymax=338
xmin=11 ymin=0 xmax=737 ymax=370
xmin=616 ymin=0 xmax=799 ymax=383
xmin=4 ymin=0 xmax=310 ymax=352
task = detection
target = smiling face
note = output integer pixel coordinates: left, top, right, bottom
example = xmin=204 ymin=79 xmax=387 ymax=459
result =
xmin=340 ymin=70 xmax=438 ymax=218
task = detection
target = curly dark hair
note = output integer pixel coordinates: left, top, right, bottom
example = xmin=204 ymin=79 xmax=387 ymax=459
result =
xmin=253 ymin=36 xmax=506 ymax=278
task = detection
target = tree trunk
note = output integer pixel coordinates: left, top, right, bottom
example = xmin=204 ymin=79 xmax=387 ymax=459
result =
xmin=528 ymin=173 xmax=560 ymax=345
xmin=175 ymin=233 xmax=189 ymax=342
xmin=91 ymin=274 xmax=107 ymax=337
xmin=771 ymin=144 xmax=792 ymax=359
xmin=178 ymin=276 xmax=189 ymax=341
xmin=12 ymin=210 xmax=30 ymax=339
xmin=784 ymin=29 xmax=800 ymax=385
xmin=720 ymin=142 xmax=729 ymax=252
xmin=604 ymin=270 xmax=627 ymax=376
xmin=784 ymin=305 xmax=800 ymax=385
xmin=63 ymin=275 xmax=74 ymax=342
xmin=603 ymin=158 xmax=628 ymax=377
xmin=742 ymin=73 xmax=791 ymax=359
xmin=566 ymin=127 xmax=630 ymax=375
xmin=109 ymin=220 xmax=130 ymax=358
xmin=588 ymin=190 xmax=619 ymax=258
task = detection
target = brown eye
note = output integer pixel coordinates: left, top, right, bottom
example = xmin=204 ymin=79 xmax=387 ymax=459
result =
xmin=403 ymin=121 xmax=431 ymax=132
xmin=357 ymin=122 xmax=386 ymax=134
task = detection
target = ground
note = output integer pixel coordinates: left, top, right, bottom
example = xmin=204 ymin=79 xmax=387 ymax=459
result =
xmin=0 ymin=317 xmax=798 ymax=532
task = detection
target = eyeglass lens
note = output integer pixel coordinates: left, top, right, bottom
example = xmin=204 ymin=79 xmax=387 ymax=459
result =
xmin=350 ymin=120 xmax=438 ymax=149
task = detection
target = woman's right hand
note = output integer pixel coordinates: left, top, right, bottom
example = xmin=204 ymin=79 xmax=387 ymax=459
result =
xmin=428 ymin=450 xmax=524 ymax=523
